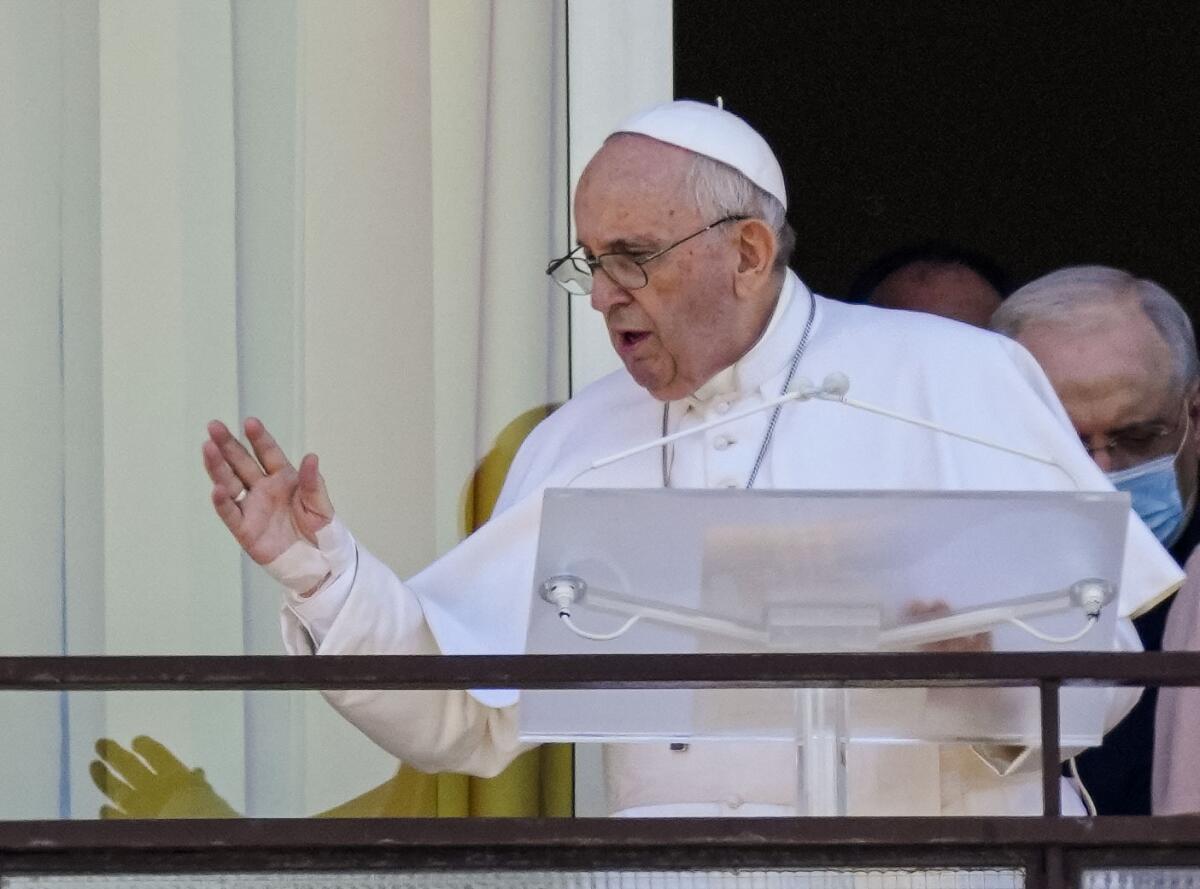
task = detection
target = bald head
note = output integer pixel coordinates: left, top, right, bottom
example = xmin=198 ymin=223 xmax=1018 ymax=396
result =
xmin=868 ymin=261 xmax=1004 ymax=327
xmin=1012 ymin=300 xmax=1175 ymax=451
xmin=991 ymin=266 xmax=1200 ymax=486
xmin=992 ymin=266 xmax=1198 ymax=400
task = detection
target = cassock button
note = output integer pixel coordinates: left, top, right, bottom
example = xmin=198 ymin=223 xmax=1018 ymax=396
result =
xmin=713 ymin=435 xmax=735 ymax=451
xmin=714 ymin=401 xmax=731 ymax=415
xmin=715 ymin=479 xmax=739 ymax=489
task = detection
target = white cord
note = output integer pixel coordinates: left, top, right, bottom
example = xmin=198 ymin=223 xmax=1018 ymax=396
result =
xmin=558 ymin=609 xmax=641 ymax=642
xmin=821 ymin=394 xmax=1085 ymax=489
xmin=1005 ymin=615 xmax=1098 ymax=644
xmin=1069 ymin=755 xmax=1098 ymax=816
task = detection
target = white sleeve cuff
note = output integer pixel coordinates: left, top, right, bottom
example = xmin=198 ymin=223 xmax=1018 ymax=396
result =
xmin=265 ymin=515 xmax=355 ymax=593
xmin=284 ymin=567 xmax=356 ymax=650
xmin=276 ymin=517 xmax=358 ymax=649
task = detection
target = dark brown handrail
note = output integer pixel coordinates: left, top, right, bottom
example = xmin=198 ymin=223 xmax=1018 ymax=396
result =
xmin=8 ymin=650 xmax=1200 ymax=820
xmin=2 ymin=653 xmax=1200 ymax=884
xmin=2 ymin=815 xmax=1199 ymax=850
xmin=1 ymin=651 xmax=1199 ymax=690
xmin=1 ymin=817 xmax=1199 ymax=881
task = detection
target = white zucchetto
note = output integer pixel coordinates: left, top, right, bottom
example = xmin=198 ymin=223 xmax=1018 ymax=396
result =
xmin=613 ymin=100 xmax=788 ymax=210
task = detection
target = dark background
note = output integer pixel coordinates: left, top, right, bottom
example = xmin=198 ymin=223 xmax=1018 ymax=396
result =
xmin=674 ymin=1 xmax=1199 ymax=308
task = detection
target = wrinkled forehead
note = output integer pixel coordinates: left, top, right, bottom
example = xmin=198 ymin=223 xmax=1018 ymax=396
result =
xmin=1018 ymin=309 xmax=1176 ymax=412
xmin=574 ymin=135 xmax=699 ymax=235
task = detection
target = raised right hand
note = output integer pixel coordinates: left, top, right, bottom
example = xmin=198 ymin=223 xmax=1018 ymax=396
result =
xmin=202 ymin=417 xmax=334 ymax=565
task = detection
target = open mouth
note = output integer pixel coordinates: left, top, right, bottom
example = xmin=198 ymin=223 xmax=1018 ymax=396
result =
xmin=620 ymin=331 xmax=650 ymax=348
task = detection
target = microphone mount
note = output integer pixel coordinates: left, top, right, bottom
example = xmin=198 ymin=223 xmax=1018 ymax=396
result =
xmin=570 ymin=371 xmax=1085 ymax=490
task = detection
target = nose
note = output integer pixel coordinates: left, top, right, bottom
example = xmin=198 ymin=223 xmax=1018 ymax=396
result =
xmin=1082 ymin=437 xmax=1119 ymax=472
xmin=1090 ymin=449 xmax=1119 ymax=473
xmin=589 ymin=268 xmax=632 ymax=314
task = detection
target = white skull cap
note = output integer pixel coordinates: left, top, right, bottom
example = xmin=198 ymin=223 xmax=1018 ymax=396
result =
xmin=613 ymin=100 xmax=787 ymax=210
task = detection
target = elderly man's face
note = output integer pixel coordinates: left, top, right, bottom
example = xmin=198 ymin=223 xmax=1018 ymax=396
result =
xmin=573 ymin=136 xmax=760 ymax=401
xmin=1015 ymin=304 xmax=1200 ymax=500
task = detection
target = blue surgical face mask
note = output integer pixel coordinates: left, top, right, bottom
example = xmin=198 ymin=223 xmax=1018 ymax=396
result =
xmin=1106 ymin=412 xmax=1194 ymax=546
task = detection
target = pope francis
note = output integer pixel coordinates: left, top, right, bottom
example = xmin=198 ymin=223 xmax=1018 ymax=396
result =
xmin=202 ymin=100 xmax=1181 ymax=817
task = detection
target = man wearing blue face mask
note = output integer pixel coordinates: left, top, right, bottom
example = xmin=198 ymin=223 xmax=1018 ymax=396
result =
xmin=991 ymin=265 xmax=1200 ymax=814
xmin=1104 ymin=426 xmax=1195 ymax=547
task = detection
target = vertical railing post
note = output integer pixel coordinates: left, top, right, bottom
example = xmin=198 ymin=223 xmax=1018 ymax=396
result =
xmin=1043 ymin=845 xmax=1068 ymax=889
xmin=1040 ymin=678 xmax=1063 ymax=817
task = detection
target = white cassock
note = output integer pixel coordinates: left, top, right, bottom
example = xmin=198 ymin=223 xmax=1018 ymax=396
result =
xmin=281 ymin=270 xmax=1181 ymax=816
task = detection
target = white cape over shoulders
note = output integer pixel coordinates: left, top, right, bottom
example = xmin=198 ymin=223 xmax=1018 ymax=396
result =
xmin=406 ymin=287 xmax=1180 ymax=705
xmin=281 ymin=276 xmax=1183 ymax=793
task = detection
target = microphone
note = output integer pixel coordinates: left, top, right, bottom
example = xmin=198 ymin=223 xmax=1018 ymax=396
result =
xmin=568 ymin=372 xmax=1083 ymax=489
xmin=817 ymin=371 xmax=849 ymax=397
xmin=567 ymin=375 xmax=841 ymax=486
xmin=803 ymin=374 xmax=1083 ymax=489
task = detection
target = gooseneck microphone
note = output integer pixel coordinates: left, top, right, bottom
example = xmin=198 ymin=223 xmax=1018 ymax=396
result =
xmin=807 ymin=373 xmax=1083 ymax=489
xmin=570 ymin=372 xmax=1083 ymax=489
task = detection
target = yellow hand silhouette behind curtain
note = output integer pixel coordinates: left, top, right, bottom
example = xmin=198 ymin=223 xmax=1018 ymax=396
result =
xmin=90 ymin=737 xmax=240 ymax=819
xmin=92 ymin=405 xmax=572 ymax=819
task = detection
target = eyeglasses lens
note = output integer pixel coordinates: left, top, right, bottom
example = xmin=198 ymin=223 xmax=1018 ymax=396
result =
xmin=600 ymin=255 xmax=647 ymax=292
xmin=551 ymin=257 xmax=592 ymax=295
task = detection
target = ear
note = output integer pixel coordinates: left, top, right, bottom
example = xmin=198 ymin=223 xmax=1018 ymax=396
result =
xmin=732 ymin=218 xmax=778 ymax=298
xmin=1176 ymin=381 xmax=1200 ymax=511
xmin=1186 ymin=381 xmax=1200 ymax=446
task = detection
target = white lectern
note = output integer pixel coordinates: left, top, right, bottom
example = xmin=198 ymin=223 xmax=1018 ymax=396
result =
xmin=520 ymin=488 xmax=1129 ymax=815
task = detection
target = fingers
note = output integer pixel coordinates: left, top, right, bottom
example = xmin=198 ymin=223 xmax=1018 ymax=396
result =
xmin=210 ymin=485 xmax=244 ymax=537
xmin=298 ymin=453 xmax=334 ymax=522
xmin=904 ymin=600 xmax=991 ymax=652
xmin=89 ymin=759 xmax=136 ymax=812
xmin=245 ymin=417 xmax=294 ymax=475
xmin=132 ymin=735 xmax=189 ymax=778
xmin=206 ymin=419 xmax=266 ymax=489
xmin=961 ymin=631 xmax=993 ymax=653
xmin=94 ymin=738 xmax=155 ymax=788
xmin=88 ymin=755 xmax=113 ymax=794
xmin=205 ymin=418 xmax=329 ymax=556
xmin=202 ymin=439 xmax=248 ymax=502
xmin=905 ymin=599 xmax=950 ymax=619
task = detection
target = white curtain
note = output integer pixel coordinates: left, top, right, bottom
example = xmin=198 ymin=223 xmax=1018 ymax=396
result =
xmin=565 ymin=0 xmax=674 ymax=392
xmin=0 ymin=0 xmax=669 ymax=819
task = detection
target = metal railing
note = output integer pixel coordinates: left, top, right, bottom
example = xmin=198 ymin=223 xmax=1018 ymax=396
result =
xmin=0 ymin=652 xmax=1198 ymax=887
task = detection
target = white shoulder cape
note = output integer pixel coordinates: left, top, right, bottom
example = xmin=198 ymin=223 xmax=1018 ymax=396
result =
xmin=404 ymin=279 xmax=1182 ymax=708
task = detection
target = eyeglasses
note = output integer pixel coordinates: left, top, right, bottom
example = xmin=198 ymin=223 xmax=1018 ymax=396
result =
xmin=545 ymin=215 xmax=748 ymax=296
xmin=1079 ymin=402 xmax=1189 ymax=468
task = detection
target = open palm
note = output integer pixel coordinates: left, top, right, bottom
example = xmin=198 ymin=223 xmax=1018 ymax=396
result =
xmin=202 ymin=417 xmax=333 ymax=565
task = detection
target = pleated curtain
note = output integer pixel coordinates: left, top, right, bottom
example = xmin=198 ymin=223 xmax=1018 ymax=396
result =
xmin=1 ymin=0 xmax=571 ymax=819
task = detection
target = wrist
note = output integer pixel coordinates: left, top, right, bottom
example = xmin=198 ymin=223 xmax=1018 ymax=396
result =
xmin=264 ymin=516 xmax=354 ymax=594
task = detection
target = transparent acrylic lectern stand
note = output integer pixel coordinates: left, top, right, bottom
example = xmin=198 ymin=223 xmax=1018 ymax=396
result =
xmin=520 ymin=488 xmax=1129 ymax=816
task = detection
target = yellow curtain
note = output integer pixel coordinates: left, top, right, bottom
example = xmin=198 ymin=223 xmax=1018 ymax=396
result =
xmin=317 ymin=744 xmax=572 ymax=818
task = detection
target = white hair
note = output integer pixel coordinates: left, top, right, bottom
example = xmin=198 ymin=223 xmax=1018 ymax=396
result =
xmin=686 ymin=153 xmax=795 ymax=272
xmin=990 ymin=265 xmax=1199 ymax=395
